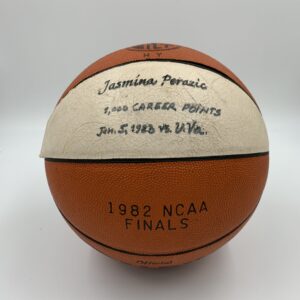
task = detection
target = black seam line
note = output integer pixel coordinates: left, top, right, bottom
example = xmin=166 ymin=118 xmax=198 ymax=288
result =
xmin=61 ymin=59 xmax=257 ymax=109
xmin=126 ymin=46 xmax=181 ymax=52
xmin=60 ymin=207 xmax=255 ymax=257
xmin=45 ymin=151 xmax=268 ymax=164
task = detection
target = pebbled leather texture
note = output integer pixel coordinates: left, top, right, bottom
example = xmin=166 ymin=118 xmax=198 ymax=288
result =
xmin=43 ymin=43 xmax=269 ymax=267
xmin=45 ymin=154 xmax=268 ymax=267
xmin=58 ymin=43 xmax=255 ymax=104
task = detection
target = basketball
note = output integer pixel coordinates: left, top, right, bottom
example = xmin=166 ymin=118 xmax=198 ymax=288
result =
xmin=41 ymin=43 xmax=269 ymax=268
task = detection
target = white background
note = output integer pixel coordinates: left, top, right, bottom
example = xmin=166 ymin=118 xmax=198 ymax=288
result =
xmin=1 ymin=0 xmax=299 ymax=299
